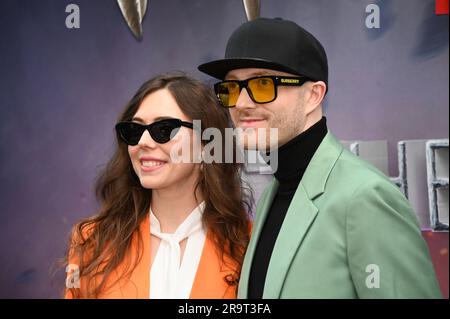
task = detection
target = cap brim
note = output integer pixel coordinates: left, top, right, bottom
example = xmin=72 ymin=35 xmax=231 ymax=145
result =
xmin=198 ymin=58 xmax=301 ymax=80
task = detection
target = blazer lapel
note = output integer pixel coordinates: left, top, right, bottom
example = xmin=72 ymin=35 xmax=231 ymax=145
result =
xmin=190 ymin=231 xmax=239 ymax=298
xmin=102 ymin=214 xmax=150 ymax=299
xmin=262 ymin=132 xmax=344 ymax=298
xmin=262 ymin=185 xmax=318 ymax=298
xmin=238 ymin=178 xmax=278 ymax=298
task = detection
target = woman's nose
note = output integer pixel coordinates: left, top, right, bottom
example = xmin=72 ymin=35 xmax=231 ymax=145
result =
xmin=138 ymin=129 xmax=157 ymax=148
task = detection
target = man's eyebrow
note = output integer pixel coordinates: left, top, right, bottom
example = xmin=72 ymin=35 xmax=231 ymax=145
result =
xmin=225 ymin=71 xmax=277 ymax=80
xmin=252 ymin=71 xmax=275 ymax=76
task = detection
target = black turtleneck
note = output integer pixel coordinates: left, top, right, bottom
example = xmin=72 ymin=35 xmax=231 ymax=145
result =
xmin=248 ymin=117 xmax=328 ymax=299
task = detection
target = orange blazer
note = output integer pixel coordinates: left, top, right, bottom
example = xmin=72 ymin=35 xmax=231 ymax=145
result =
xmin=65 ymin=215 xmax=239 ymax=299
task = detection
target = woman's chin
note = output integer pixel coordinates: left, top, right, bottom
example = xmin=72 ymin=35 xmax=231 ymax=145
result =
xmin=139 ymin=177 xmax=165 ymax=190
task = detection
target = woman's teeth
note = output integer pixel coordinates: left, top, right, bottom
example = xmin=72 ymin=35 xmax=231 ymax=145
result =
xmin=142 ymin=161 xmax=164 ymax=167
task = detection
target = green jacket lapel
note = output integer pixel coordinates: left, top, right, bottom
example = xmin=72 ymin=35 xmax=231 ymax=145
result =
xmin=238 ymin=132 xmax=344 ymax=298
xmin=263 ymin=184 xmax=318 ymax=298
xmin=238 ymin=178 xmax=278 ymax=298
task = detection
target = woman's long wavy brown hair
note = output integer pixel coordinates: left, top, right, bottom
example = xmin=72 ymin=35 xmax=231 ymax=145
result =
xmin=65 ymin=74 xmax=252 ymax=298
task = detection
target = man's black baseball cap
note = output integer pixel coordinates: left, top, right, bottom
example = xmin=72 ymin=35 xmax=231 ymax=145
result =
xmin=198 ymin=17 xmax=328 ymax=88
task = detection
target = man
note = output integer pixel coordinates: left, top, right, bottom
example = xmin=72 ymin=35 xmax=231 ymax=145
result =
xmin=198 ymin=18 xmax=442 ymax=298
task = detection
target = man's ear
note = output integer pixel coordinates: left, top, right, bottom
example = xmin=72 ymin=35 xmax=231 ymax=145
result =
xmin=305 ymin=81 xmax=327 ymax=113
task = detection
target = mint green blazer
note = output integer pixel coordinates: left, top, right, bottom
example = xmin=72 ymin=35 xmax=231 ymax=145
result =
xmin=238 ymin=132 xmax=442 ymax=298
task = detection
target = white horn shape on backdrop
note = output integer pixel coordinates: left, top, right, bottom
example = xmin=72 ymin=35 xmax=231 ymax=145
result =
xmin=116 ymin=1 xmax=260 ymax=40
xmin=243 ymin=0 xmax=261 ymax=21
xmin=117 ymin=0 xmax=148 ymax=40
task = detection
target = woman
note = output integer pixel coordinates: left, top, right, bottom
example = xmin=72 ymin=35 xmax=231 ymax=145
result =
xmin=65 ymin=74 xmax=251 ymax=298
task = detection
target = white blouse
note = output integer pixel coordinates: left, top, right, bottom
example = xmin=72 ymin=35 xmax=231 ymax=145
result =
xmin=149 ymin=201 xmax=206 ymax=299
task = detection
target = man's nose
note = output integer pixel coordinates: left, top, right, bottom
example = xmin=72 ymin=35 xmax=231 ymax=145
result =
xmin=235 ymin=87 xmax=256 ymax=110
